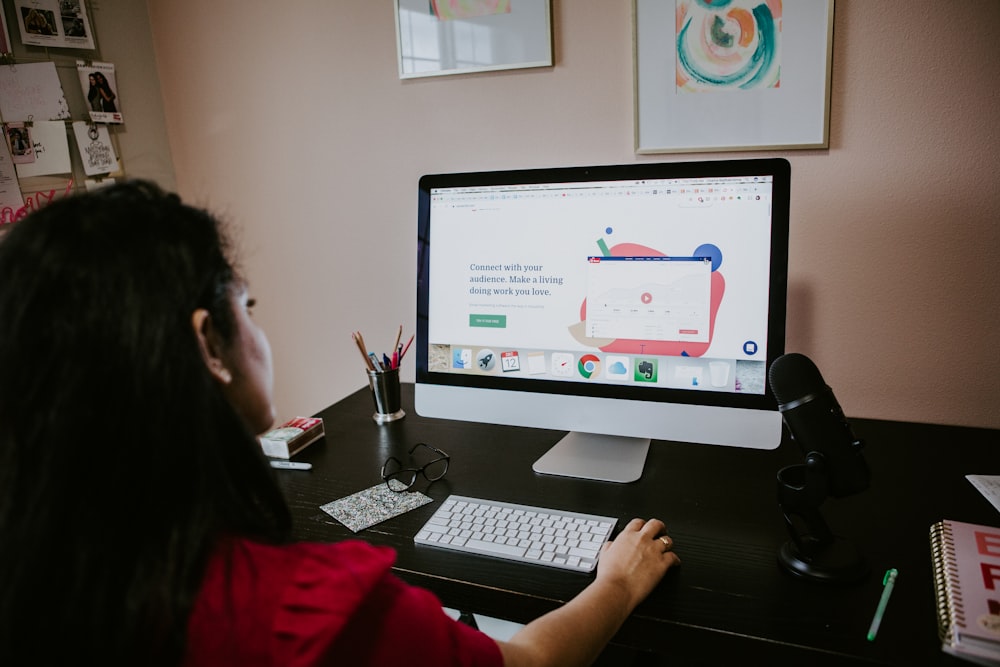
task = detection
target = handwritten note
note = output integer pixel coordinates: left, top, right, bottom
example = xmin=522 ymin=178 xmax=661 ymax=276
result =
xmin=0 ymin=141 xmax=25 ymax=222
xmin=72 ymin=122 xmax=119 ymax=176
xmin=15 ymin=121 xmax=70 ymax=179
xmin=0 ymin=62 xmax=70 ymax=122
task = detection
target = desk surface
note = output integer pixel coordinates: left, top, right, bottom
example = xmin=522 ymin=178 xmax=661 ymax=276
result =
xmin=276 ymin=384 xmax=999 ymax=666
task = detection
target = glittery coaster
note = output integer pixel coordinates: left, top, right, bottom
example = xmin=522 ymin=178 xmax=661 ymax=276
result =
xmin=320 ymin=481 xmax=433 ymax=532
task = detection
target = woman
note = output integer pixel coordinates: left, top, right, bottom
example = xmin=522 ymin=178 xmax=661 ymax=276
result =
xmin=87 ymin=73 xmax=104 ymax=112
xmin=7 ymin=127 xmax=28 ymax=155
xmin=88 ymin=71 xmax=118 ymax=113
xmin=0 ymin=182 xmax=679 ymax=666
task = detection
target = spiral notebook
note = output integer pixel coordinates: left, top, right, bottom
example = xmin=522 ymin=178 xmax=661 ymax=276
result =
xmin=930 ymin=519 xmax=1000 ymax=666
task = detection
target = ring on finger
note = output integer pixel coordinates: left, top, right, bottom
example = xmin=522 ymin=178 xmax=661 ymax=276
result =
xmin=659 ymin=535 xmax=672 ymax=549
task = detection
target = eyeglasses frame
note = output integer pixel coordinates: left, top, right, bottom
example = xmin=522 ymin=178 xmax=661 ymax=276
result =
xmin=381 ymin=442 xmax=450 ymax=492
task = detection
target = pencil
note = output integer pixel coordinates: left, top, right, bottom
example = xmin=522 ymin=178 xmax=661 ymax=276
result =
xmin=399 ymin=333 xmax=415 ymax=362
xmin=353 ymin=331 xmax=375 ymax=371
xmin=355 ymin=330 xmax=370 ymax=358
xmin=393 ymin=324 xmax=403 ymax=359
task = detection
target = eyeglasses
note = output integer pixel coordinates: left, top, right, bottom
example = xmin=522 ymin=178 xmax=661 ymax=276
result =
xmin=381 ymin=443 xmax=450 ymax=492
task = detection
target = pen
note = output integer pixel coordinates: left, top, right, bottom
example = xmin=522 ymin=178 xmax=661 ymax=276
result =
xmin=399 ymin=334 xmax=415 ymax=362
xmin=269 ymin=460 xmax=312 ymax=470
xmin=867 ymin=568 xmax=898 ymax=641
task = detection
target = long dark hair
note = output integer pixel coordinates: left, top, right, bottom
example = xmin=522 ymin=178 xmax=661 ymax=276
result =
xmin=0 ymin=181 xmax=291 ymax=665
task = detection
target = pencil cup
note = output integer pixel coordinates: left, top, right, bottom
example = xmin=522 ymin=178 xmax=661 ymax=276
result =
xmin=367 ymin=367 xmax=405 ymax=424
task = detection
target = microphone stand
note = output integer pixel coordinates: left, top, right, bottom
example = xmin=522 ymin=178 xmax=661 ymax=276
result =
xmin=777 ymin=452 xmax=868 ymax=584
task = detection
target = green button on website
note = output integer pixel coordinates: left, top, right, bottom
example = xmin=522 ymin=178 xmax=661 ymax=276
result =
xmin=469 ymin=314 xmax=506 ymax=328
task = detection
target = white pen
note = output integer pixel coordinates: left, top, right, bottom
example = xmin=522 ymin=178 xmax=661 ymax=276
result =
xmin=269 ymin=460 xmax=312 ymax=470
xmin=867 ymin=568 xmax=898 ymax=641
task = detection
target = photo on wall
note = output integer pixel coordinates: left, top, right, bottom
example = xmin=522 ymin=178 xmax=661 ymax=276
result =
xmin=15 ymin=0 xmax=95 ymax=50
xmin=4 ymin=122 xmax=35 ymax=164
xmin=76 ymin=61 xmax=123 ymax=124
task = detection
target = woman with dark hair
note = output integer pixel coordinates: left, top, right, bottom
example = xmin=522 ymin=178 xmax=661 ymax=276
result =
xmin=88 ymin=71 xmax=117 ymax=112
xmin=0 ymin=181 xmax=679 ymax=667
xmin=87 ymin=73 xmax=103 ymax=111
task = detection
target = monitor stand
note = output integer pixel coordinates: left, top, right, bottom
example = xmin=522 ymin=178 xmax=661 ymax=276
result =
xmin=532 ymin=431 xmax=650 ymax=483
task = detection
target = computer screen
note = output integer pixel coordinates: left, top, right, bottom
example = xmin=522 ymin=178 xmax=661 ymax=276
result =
xmin=415 ymin=158 xmax=790 ymax=482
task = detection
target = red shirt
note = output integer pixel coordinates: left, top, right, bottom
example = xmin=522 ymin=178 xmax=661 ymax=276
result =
xmin=184 ymin=538 xmax=504 ymax=667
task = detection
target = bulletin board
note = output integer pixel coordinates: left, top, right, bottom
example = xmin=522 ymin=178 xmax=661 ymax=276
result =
xmin=0 ymin=0 xmax=126 ymax=225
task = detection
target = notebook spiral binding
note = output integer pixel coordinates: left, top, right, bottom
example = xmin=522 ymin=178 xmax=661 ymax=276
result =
xmin=930 ymin=520 xmax=965 ymax=645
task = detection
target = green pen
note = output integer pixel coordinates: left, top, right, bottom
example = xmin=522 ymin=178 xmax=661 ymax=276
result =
xmin=867 ymin=568 xmax=898 ymax=641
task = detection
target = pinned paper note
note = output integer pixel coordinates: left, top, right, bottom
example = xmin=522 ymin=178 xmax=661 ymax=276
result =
xmin=0 ymin=62 xmax=71 ymax=122
xmin=83 ymin=177 xmax=116 ymax=192
xmin=77 ymin=61 xmax=123 ymax=124
xmin=0 ymin=141 xmax=26 ymax=223
xmin=14 ymin=0 xmax=95 ymax=50
xmin=72 ymin=122 xmax=119 ymax=175
xmin=15 ymin=121 xmax=71 ymax=179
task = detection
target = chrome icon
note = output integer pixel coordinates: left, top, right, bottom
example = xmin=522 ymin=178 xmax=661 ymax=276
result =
xmin=578 ymin=353 xmax=601 ymax=379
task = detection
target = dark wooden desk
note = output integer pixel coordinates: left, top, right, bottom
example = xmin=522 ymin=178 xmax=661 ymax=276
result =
xmin=276 ymin=384 xmax=999 ymax=666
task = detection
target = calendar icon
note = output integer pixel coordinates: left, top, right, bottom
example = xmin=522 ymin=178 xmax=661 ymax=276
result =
xmin=500 ymin=350 xmax=521 ymax=372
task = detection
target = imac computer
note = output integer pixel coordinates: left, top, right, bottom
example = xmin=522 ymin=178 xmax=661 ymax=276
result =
xmin=415 ymin=158 xmax=790 ymax=483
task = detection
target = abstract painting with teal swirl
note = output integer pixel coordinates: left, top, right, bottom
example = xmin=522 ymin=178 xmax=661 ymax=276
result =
xmin=676 ymin=0 xmax=782 ymax=93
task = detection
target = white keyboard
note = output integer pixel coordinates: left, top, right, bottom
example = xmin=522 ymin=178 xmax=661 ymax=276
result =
xmin=414 ymin=494 xmax=617 ymax=572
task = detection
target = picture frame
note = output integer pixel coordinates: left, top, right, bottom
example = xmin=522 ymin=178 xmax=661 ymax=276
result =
xmin=634 ymin=0 xmax=835 ymax=154
xmin=394 ymin=0 xmax=552 ymax=79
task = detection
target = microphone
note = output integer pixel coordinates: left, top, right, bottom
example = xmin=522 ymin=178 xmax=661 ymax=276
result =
xmin=768 ymin=353 xmax=869 ymax=498
xmin=769 ymin=353 xmax=870 ymax=583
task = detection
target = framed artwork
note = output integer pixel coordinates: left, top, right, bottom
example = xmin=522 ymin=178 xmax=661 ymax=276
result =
xmin=634 ymin=0 xmax=835 ymax=154
xmin=394 ymin=0 xmax=552 ymax=79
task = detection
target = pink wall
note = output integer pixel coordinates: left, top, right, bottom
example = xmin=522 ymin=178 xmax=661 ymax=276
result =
xmin=147 ymin=1 xmax=1000 ymax=429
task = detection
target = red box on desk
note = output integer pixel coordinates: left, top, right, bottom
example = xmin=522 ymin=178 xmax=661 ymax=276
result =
xmin=259 ymin=417 xmax=324 ymax=459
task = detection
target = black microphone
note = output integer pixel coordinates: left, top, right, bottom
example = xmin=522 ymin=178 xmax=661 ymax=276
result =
xmin=768 ymin=353 xmax=869 ymax=498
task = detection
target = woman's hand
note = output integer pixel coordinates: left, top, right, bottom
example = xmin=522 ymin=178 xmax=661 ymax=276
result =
xmin=497 ymin=517 xmax=680 ymax=667
xmin=595 ymin=518 xmax=680 ymax=611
